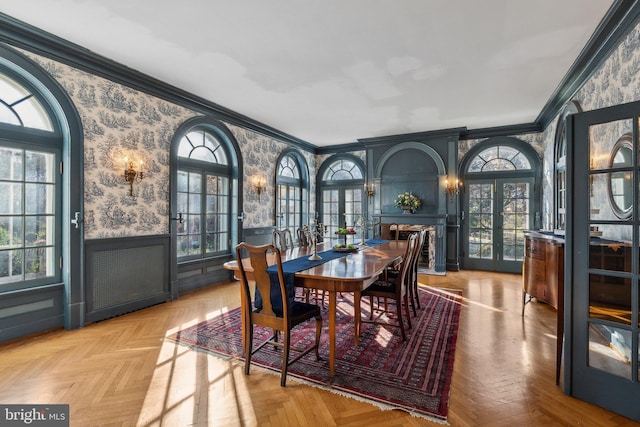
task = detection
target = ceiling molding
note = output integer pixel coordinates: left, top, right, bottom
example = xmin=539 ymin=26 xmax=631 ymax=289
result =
xmin=461 ymin=123 xmax=543 ymax=141
xmin=358 ymin=127 xmax=467 ymax=147
xmin=0 ymin=12 xmax=316 ymax=153
xmin=535 ymin=0 xmax=640 ymax=128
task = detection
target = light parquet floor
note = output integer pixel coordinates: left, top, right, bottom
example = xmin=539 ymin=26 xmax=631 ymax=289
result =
xmin=0 ymin=270 xmax=638 ymax=426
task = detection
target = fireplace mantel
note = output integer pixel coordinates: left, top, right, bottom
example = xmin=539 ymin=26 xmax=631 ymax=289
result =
xmin=373 ymin=213 xmax=447 ymax=273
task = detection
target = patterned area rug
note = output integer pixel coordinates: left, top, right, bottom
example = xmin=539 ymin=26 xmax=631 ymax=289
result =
xmin=168 ymin=286 xmax=462 ymax=423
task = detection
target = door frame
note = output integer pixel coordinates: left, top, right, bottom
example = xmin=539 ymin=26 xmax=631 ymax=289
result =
xmin=459 ymin=137 xmax=541 ymax=273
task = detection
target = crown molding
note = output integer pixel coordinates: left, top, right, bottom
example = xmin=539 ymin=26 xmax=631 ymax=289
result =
xmin=461 ymin=123 xmax=543 ymax=141
xmin=535 ymin=0 xmax=640 ymax=128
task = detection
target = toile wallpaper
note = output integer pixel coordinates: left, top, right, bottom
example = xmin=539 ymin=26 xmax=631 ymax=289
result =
xmin=22 ymin=52 xmax=316 ymax=238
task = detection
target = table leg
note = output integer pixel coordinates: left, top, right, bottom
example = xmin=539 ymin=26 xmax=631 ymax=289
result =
xmin=353 ymin=290 xmax=361 ymax=346
xmin=329 ymin=290 xmax=337 ymax=377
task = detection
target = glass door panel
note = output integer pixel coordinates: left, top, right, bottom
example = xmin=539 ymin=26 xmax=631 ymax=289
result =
xmin=464 ymin=178 xmax=531 ymax=272
xmin=569 ymin=105 xmax=640 ymax=421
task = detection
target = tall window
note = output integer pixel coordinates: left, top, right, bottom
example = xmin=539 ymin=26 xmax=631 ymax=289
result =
xmin=318 ymin=156 xmax=365 ymax=237
xmin=176 ymin=128 xmax=230 ymax=260
xmin=275 ymin=151 xmax=307 ymax=236
xmin=0 ymin=71 xmax=60 ymax=291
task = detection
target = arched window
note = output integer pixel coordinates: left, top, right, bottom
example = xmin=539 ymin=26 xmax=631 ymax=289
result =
xmin=275 ymin=150 xmax=308 ymax=237
xmin=460 ymin=138 xmax=541 ymax=273
xmin=467 ymin=145 xmax=531 ymax=172
xmin=318 ymin=155 xmax=365 ymax=237
xmin=0 ymin=67 xmax=61 ymax=291
xmin=175 ymin=127 xmax=231 ymax=260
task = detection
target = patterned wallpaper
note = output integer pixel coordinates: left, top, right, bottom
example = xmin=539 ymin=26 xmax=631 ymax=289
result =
xmin=225 ymin=123 xmax=316 ymax=228
xmin=20 ymin=51 xmax=314 ymax=237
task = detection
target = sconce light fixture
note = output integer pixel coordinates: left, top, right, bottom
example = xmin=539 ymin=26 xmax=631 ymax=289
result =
xmin=252 ymin=176 xmax=267 ymax=201
xmin=365 ymin=183 xmax=375 ymax=198
xmin=445 ymin=177 xmax=460 ymax=200
xmin=124 ymin=158 xmax=144 ymax=197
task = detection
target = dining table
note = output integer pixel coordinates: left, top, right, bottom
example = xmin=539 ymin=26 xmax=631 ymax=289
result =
xmin=223 ymin=239 xmax=408 ymax=377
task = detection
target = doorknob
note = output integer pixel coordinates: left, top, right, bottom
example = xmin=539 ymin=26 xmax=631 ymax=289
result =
xmin=71 ymin=212 xmax=82 ymax=229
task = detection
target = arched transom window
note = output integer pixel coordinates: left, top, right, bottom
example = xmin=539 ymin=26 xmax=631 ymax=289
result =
xmin=467 ymin=145 xmax=531 ymax=172
xmin=0 ymin=73 xmax=54 ymax=131
xmin=322 ymin=158 xmax=363 ymax=181
xmin=178 ymin=129 xmax=228 ymax=164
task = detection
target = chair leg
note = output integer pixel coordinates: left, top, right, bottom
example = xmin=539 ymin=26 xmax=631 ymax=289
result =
xmin=314 ymin=315 xmax=322 ymax=361
xmin=408 ymin=278 xmax=417 ymax=317
xmin=244 ymin=324 xmax=253 ymax=376
xmin=403 ymin=294 xmax=412 ymax=330
xmin=414 ymin=277 xmax=421 ymax=309
xmin=281 ymin=330 xmax=291 ymax=387
xmin=369 ymin=296 xmax=374 ymax=319
xmin=396 ymin=298 xmax=407 ymax=341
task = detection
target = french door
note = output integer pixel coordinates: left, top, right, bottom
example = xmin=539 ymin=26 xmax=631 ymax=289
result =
xmin=463 ymin=177 xmax=533 ymax=273
xmin=321 ymin=185 xmax=363 ymax=239
xmin=567 ymin=101 xmax=640 ymax=421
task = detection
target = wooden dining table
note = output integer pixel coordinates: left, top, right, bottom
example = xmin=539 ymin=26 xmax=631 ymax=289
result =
xmin=223 ymin=239 xmax=407 ymax=377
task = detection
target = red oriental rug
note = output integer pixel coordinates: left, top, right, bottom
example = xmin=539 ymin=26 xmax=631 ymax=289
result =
xmin=168 ymin=286 xmax=462 ymax=423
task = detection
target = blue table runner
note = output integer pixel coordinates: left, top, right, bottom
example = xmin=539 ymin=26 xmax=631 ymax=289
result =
xmin=255 ymin=239 xmax=388 ymax=315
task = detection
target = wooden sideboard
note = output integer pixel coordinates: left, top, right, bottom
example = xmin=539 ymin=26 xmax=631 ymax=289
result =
xmin=522 ymin=230 xmax=564 ymax=384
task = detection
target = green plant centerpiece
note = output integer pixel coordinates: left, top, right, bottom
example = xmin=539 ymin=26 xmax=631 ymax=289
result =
xmin=394 ymin=192 xmax=421 ymax=214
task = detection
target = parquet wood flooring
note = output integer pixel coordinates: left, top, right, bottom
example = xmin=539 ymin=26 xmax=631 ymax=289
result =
xmin=0 ymin=270 xmax=637 ymax=426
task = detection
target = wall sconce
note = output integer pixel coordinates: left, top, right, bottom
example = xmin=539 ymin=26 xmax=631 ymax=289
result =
xmin=445 ymin=177 xmax=459 ymax=200
xmin=124 ymin=158 xmax=144 ymax=197
xmin=252 ymin=176 xmax=267 ymax=201
xmin=365 ymin=183 xmax=375 ymax=198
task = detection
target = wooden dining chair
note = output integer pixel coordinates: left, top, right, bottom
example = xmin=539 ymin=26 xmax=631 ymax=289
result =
xmin=235 ymin=242 xmax=322 ymax=387
xmin=409 ymin=228 xmax=428 ymax=311
xmin=272 ymin=228 xmax=294 ymax=251
xmin=359 ymin=233 xmax=417 ymax=341
xmin=294 ymin=227 xmax=326 ymax=306
xmin=296 ymin=227 xmax=310 ymax=247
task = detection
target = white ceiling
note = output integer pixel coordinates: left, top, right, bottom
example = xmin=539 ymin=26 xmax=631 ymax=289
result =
xmin=2 ymin=1 xmax=614 ymax=146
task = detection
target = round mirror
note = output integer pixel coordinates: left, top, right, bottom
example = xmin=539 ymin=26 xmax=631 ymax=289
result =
xmin=608 ymin=134 xmax=633 ymax=219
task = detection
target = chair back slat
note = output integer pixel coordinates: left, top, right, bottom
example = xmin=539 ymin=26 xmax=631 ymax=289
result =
xmin=236 ymin=243 xmax=289 ymax=318
xmin=272 ymin=229 xmax=294 ymax=251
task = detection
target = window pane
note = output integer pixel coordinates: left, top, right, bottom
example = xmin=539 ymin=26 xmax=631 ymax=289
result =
xmin=25 ymin=183 xmax=54 ymax=215
xmin=25 ymin=151 xmax=55 ymax=183
xmin=0 ymin=148 xmax=23 ymax=180
xmin=0 ymin=183 xmax=23 ymax=214
xmin=0 ymin=216 xmax=23 ymax=248
xmin=0 ymin=249 xmax=23 ymax=284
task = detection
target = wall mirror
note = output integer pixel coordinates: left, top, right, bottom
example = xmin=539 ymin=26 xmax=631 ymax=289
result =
xmin=608 ymin=134 xmax=633 ymax=219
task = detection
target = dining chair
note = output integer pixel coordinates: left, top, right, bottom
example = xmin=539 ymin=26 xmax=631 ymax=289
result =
xmin=296 ymin=227 xmax=310 ymax=247
xmin=235 ymin=242 xmax=322 ymax=387
xmin=295 ymin=227 xmax=326 ymax=306
xmin=409 ymin=228 xmax=428 ymax=311
xmin=359 ymin=232 xmax=417 ymax=341
xmin=272 ymin=228 xmax=294 ymax=251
